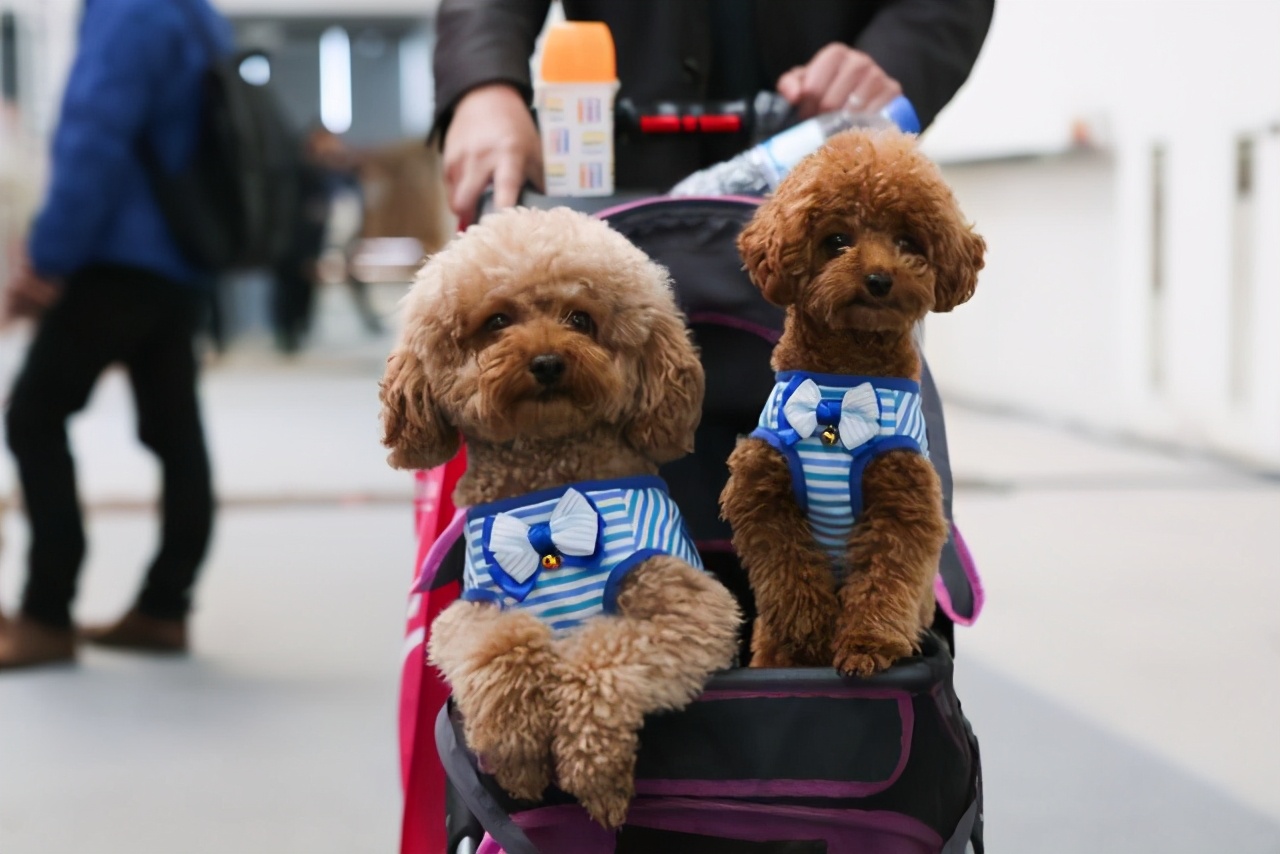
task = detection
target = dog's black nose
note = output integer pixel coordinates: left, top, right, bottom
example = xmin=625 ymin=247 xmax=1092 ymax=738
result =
xmin=865 ymin=273 xmax=894 ymax=297
xmin=529 ymin=354 xmax=566 ymax=386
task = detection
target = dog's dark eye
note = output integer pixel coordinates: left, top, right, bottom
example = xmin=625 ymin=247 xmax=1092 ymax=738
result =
xmin=821 ymin=232 xmax=854 ymax=258
xmin=896 ymin=236 xmax=925 ymax=256
xmin=484 ymin=313 xmax=511 ymax=332
xmin=566 ymin=310 xmax=595 ymax=335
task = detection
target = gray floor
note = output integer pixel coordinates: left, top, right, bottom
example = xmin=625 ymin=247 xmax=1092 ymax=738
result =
xmin=2 ymin=285 xmax=1279 ymax=852
xmin=962 ymin=661 xmax=1280 ymax=853
xmin=0 ymin=508 xmax=408 ymax=854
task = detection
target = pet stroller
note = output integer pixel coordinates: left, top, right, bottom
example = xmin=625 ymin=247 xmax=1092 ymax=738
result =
xmin=399 ymin=193 xmax=986 ymax=854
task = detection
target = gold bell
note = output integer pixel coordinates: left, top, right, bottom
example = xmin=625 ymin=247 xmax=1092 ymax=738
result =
xmin=541 ymin=553 xmax=562 ymax=570
xmin=821 ymin=425 xmax=839 ymax=446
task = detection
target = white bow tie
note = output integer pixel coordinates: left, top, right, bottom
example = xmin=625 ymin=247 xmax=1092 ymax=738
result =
xmin=488 ymin=488 xmax=600 ymax=585
xmin=782 ymin=379 xmax=882 ymax=450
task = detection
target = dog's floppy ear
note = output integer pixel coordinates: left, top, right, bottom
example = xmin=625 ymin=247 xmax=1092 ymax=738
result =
xmin=625 ymin=308 xmax=705 ymax=465
xmin=931 ymin=213 xmax=986 ymax=313
xmin=379 ymin=347 xmax=459 ymax=470
xmin=737 ymin=199 xmax=809 ymax=307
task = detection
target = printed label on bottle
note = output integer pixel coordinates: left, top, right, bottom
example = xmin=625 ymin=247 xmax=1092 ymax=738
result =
xmin=577 ymin=97 xmax=603 ymax=123
xmin=580 ymin=162 xmax=605 ymax=189
xmin=535 ymin=81 xmax=618 ymax=196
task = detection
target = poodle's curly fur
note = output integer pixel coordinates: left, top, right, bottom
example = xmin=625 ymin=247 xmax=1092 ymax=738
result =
xmin=381 ymin=207 xmax=741 ymax=827
xmin=722 ymin=130 xmax=985 ymax=677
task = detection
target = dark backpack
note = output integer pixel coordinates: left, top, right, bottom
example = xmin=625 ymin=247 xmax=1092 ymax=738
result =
xmin=143 ymin=1 xmax=301 ymax=272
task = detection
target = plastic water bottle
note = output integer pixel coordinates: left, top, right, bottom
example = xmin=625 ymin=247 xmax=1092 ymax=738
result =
xmin=668 ymin=95 xmax=920 ymax=197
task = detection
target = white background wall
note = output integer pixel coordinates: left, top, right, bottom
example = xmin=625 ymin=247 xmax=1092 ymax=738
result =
xmin=918 ymin=0 xmax=1280 ymax=469
xmin=924 ymin=0 xmax=1280 ymax=163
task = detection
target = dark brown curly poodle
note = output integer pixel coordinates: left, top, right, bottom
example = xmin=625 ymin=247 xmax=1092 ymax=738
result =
xmin=722 ymin=129 xmax=984 ymax=677
xmin=380 ymin=207 xmax=740 ymax=827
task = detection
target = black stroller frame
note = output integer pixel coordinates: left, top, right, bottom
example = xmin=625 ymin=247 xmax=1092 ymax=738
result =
xmin=431 ymin=194 xmax=984 ymax=854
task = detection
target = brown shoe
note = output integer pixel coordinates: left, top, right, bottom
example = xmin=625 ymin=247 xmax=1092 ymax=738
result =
xmin=0 ymin=616 xmax=78 ymax=671
xmin=81 ymin=609 xmax=188 ymax=654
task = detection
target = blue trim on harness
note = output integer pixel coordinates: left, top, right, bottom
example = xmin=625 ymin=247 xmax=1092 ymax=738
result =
xmin=848 ymin=435 xmax=926 ymax=520
xmin=749 ymin=425 xmax=811 ymax=512
xmin=602 ymin=548 xmax=670 ymax=613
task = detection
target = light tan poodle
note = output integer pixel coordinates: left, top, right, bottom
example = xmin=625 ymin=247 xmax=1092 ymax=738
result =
xmin=380 ymin=206 xmax=741 ymax=828
xmin=721 ymin=129 xmax=985 ymax=677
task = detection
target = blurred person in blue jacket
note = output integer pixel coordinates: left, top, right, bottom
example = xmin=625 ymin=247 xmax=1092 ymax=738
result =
xmin=0 ymin=0 xmax=232 ymax=670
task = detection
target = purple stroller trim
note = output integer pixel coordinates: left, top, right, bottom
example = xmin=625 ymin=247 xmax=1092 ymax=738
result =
xmin=481 ymin=799 xmax=945 ymax=854
xmin=933 ymin=522 xmax=984 ymax=626
xmin=594 ymin=194 xmax=763 ymax=219
xmin=413 ymin=508 xmax=467 ymax=593
xmin=634 ymin=776 xmax=902 ymax=799
xmin=684 ymin=311 xmax=781 ymax=344
xmin=697 ymin=687 xmax=912 ymax=702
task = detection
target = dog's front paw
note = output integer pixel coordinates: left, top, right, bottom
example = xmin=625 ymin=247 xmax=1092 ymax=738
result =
xmin=574 ymin=781 xmax=633 ymax=830
xmin=487 ymin=750 xmax=553 ymax=803
xmin=751 ymin=630 xmax=829 ymax=668
xmin=553 ymin=729 xmax=635 ymax=829
xmin=550 ymin=658 xmax=641 ymax=829
xmin=832 ymin=631 xmax=914 ymax=678
xmin=429 ymin=603 xmax=559 ymax=802
xmin=752 ymin=584 xmax=837 ymax=668
xmin=460 ymin=684 xmax=556 ymax=803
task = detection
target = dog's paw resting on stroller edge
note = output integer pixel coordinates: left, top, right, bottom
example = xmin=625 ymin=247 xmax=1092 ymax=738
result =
xmin=427 ymin=601 xmax=557 ymax=801
xmin=551 ymin=555 xmax=741 ymax=827
xmin=382 ymin=206 xmax=741 ymax=827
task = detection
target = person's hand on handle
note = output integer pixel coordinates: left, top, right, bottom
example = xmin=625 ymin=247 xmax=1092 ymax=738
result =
xmin=442 ymin=83 xmax=544 ymax=223
xmin=776 ymin=43 xmax=903 ymax=120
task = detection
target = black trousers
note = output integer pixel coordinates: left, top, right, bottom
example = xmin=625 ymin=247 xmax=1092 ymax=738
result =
xmin=5 ymin=265 xmax=214 ymax=628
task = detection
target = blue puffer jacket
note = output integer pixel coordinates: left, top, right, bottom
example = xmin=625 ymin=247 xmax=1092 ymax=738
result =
xmin=28 ymin=0 xmax=233 ymax=286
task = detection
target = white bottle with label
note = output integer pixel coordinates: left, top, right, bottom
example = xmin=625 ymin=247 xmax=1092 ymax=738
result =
xmin=534 ymin=22 xmax=619 ymax=197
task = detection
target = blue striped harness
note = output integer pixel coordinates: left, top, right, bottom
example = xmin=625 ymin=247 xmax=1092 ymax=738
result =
xmin=460 ymin=476 xmax=704 ymax=634
xmin=749 ymin=372 xmax=930 ymax=570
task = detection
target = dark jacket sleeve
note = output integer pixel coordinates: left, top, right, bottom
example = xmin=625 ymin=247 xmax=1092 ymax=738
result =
xmin=28 ymin=1 xmax=175 ymax=277
xmin=431 ymin=0 xmax=551 ymax=142
xmin=855 ymin=0 xmax=995 ymax=130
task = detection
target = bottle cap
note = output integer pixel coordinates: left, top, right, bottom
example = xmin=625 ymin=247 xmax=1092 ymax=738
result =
xmin=539 ymin=21 xmax=616 ymax=83
xmin=882 ymin=96 xmax=921 ymax=134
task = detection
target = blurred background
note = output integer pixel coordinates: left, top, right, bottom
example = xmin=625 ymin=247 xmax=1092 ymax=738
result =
xmin=1 ymin=1 xmax=1278 ymax=852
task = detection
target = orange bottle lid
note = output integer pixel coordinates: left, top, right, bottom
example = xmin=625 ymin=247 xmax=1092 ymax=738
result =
xmin=539 ymin=21 xmax=616 ymax=83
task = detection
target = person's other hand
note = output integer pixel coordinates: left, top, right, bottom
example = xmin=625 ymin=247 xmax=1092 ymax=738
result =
xmin=2 ymin=262 xmax=61 ymax=324
xmin=442 ymin=83 xmax=544 ymax=223
xmin=776 ymin=43 xmax=903 ymax=120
